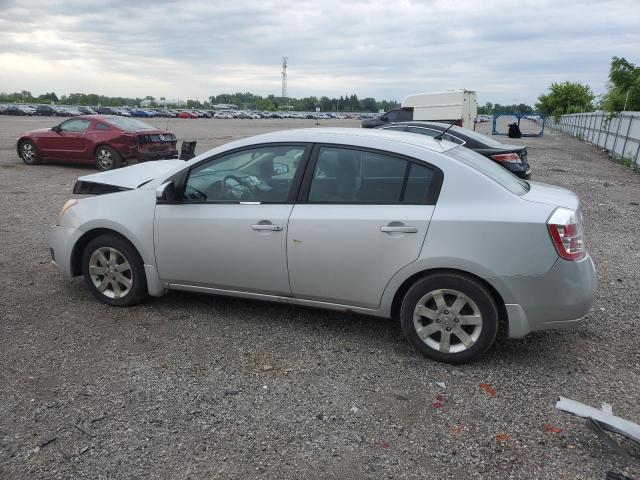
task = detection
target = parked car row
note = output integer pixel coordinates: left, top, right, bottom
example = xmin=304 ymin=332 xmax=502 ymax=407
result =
xmin=0 ymin=103 xmax=368 ymax=120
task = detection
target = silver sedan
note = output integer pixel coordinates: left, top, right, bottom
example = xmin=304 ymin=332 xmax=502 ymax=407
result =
xmin=49 ymin=128 xmax=596 ymax=363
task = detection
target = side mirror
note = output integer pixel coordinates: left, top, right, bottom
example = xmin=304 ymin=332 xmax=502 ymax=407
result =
xmin=272 ymin=162 xmax=290 ymax=176
xmin=381 ymin=116 xmax=388 ymax=122
xmin=156 ymin=181 xmax=176 ymax=203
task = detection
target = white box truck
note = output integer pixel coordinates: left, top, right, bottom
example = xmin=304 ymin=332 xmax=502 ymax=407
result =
xmin=362 ymin=89 xmax=477 ymax=129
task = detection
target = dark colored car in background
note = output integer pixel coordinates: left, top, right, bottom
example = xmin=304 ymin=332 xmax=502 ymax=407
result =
xmin=17 ymin=115 xmax=178 ymax=171
xmin=362 ymin=108 xmax=413 ymax=128
xmin=36 ymin=105 xmax=62 ymax=116
xmin=377 ymin=121 xmax=531 ymax=179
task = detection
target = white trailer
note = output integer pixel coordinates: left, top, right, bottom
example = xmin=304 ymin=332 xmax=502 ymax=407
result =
xmin=362 ymin=89 xmax=478 ymax=129
xmin=401 ymin=90 xmax=477 ymax=129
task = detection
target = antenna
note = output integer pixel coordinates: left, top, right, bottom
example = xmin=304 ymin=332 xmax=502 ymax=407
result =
xmin=434 ymin=120 xmax=458 ymax=141
xmin=281 ymin=57 xmax=288 ymax=111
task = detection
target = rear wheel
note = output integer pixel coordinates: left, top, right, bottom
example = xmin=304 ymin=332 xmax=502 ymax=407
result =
xmin=20 ymin=140 xmax=40 ymax=165
xmin=400 ymin=273 xmax=498 ymax=364
xmin=82 ymin=234 xmax=148 ymax=306
xmin=95 ymin=145 xmax=122 ymax=171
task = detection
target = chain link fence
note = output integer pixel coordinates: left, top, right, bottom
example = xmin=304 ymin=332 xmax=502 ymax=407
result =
xmin=549 ymin=111 xmax=640 ymax=166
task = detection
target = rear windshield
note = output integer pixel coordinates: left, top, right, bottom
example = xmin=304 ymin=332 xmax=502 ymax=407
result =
xmin=445 ymin=146 xmax=530 ymax=195
xmin=449 ymin=126 xmax=506 ymax=147
xmin=106 ymin=117 xmax=156 ymax=131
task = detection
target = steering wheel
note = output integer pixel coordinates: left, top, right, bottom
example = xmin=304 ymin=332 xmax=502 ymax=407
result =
xmin=223 ymin=175 xmax=255 ymax=200
xmin=184 ymin=184 xmax=207 ymax=200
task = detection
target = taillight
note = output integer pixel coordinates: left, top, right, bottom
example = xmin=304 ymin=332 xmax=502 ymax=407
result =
xmin=491 ymin=153 xmax=521 ymax=163
xmin=547 ymin=208 xmax=585 ymax=261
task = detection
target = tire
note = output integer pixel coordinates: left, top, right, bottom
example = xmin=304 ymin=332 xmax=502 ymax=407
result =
xmin=95 ymin=145 xmax=122 ymax=171
xmin=19 ymin=140 xmax=40 ymax=165
xmin=82 ymin=234 xmax=148 ymax=306
xmin=399 ymin=272 xmax=498 ymax=364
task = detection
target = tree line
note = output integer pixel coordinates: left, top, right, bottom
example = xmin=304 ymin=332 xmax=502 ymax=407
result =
xmin=0 ymin=90 xmax=400 ymax=113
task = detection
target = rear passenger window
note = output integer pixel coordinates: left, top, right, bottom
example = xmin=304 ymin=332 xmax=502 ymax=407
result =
xmin=95 ymin=123 xmax=110 ymax=130
xmin=307 ymin=147 xmax=438 ymax=205
xmin=403 ymin=163 xmax=434 ymax=204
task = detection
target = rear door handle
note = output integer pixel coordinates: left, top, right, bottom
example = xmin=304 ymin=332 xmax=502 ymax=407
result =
xmin=380 ymin=226 xmax=418 ymax=233
xmin=251 ymin=224 xmax=283 ymax=231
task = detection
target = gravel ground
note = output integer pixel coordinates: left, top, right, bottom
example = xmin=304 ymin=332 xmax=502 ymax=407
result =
xmin=1 ymin=116 xmax=639 ymax=480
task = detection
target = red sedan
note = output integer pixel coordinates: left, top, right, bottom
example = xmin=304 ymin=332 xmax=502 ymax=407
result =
xmin=17 ymin=115 xmax=178 ymax=170
xmin=177 ymin=111 xmax=198 ymax=119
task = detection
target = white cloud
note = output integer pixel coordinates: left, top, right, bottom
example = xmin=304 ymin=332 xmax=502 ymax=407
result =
xmin=0 ymin=0 xmax=638 ymax=104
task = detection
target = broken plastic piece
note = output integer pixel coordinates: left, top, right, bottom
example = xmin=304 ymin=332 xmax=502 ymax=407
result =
xmin=556 ymin=396 xmax=640 ymax=467
xmin=555 ymin=397 xmax=640 ymax=443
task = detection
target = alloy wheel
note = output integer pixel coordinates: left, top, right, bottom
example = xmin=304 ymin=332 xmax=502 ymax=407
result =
xmin=88 ymin=247 xmax=133 ymax=299
xmin=97 ymin=148 xmax=113 ymax=169
xmin=413 ymin=288 xmax=483 ymax=354
xmin=22 ymin=143 xmax=35 ymax=163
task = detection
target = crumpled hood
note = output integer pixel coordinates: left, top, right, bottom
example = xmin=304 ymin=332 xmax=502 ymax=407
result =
xmin=76 ymin=160 xmax=184 ymax=190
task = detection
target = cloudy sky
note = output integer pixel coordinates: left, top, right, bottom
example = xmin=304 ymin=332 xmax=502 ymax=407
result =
xmin=1 ymin=0 xmax=638 ymax=105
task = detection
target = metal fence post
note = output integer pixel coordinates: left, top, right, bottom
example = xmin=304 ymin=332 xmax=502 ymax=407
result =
xmin=612 ymin=114 xmax=623 ymax=158
xmin=587 ymin=113 xmax=595 ymax=142
xmin=603 ymin=114 xmax=613 ymax=152
xmin=596 ymin=113 xmax=604 ymax=148
xmin=620 ymin=114 xmax=633 ymax=160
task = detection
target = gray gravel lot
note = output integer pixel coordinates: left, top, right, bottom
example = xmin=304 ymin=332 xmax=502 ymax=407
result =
xmin=1 ymin=116 xmax=639 ymax=479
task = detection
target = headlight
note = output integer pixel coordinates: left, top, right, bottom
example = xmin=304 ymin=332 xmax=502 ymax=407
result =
xmin=56 ymin=199 xmax=78 ymax=225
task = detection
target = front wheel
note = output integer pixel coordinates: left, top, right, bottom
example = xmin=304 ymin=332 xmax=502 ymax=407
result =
xmin=95 ymin=145 xmax=122 ymax=171
xmin=20 ymin=140 xmax=40 ymax=165
xmin=400 ymin=273 xmax=498 ymax=364
xmin=82 ymin=234 xmax=148 ymax=306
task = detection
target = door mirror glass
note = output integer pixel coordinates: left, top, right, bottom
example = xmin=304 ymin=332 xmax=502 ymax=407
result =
xmin=272 ymin=162 xmax=290 ymax=176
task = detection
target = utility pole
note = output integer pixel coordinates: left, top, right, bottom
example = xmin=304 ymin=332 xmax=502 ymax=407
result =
xmin=281 ymin=57 xmax=288 ymax=111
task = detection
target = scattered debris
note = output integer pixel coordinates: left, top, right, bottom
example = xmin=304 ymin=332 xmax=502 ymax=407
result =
xmin=435 ymin=382 xmax=446 ymax=390
xmin=223 ymin=388 xmax=240 ymax=396
xmin=380 ymin=442 xmax=390 ymax=449
xmin=479 ymin=383 xmax=497 ymax=396
xmin=432 ymin=394 xmax=445 ymax=409
xmin=78 ymin=446 xmax=90 ymax=455
xmin=391 ymin=393 xmax=409 ymax=401
xmin=260 ymin=364 xmax=273 ymax=372
xmin=37 ymin=433 xmax=57 ymax=448
xmin=544 ymin=424 xmax=563 ymax=433
xmin=74 ymin=423 xmax=94 ymax=437
xmin=556 ymin=396 xmax=640 ymax=467
xmin=452 ymin=426 xmax=463 ymax=436
xmin=350 ymin=406 xmax=360 ymax=413
xmin=495 ymin=432 xmax=509 ymax=443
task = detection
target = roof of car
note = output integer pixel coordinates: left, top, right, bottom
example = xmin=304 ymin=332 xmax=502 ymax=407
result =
xmin=240 ymin=127 xmax=459 ymax=153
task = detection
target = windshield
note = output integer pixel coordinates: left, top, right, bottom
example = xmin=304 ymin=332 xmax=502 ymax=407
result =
xmin=106 ymin=116 xmax=156 ymax=131
xmin=446 ymin=146 xmax=530 ymax=195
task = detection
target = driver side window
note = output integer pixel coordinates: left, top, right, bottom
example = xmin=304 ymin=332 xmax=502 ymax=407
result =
xmin=60 ymin=119 xmax=91 ymax=132
xmin=184 ymin=145 xmax=306 ymax=203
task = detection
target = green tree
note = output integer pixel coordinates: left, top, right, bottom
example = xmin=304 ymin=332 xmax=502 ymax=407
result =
xmin=359 ymin=97 xmax=377 ymax=112
xmin=601 ymin=56 xmax=640 ymax=112
xmin=536 ymin=81 xmax=594 ymax=119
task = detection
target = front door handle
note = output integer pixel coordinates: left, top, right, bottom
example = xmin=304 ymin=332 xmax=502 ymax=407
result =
xmin=251 ymin=224 xmax=283 ymax=231
xmin=380 ymin=226 xmax=418 ymax=233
